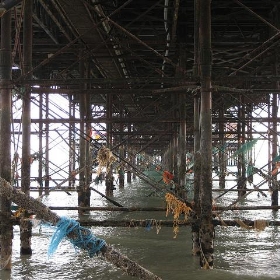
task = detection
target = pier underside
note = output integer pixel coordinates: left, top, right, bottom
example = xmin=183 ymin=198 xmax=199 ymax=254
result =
xmin=1 ymin=0 xmax=280 ymax=275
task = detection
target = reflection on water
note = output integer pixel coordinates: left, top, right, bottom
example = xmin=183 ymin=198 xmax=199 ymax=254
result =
xmin=1 ymin=176 xmax=280 ymax=280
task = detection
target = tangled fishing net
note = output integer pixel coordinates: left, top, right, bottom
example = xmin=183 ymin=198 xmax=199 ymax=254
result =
xmin=48 ymin=217 xmax=106 ymax=258
xmin=165 ymin=193 xmax=192 ymax=238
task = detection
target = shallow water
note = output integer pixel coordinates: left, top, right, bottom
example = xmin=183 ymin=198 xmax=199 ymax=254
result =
xmin=1 ymin=175 xmax=280 ymax=280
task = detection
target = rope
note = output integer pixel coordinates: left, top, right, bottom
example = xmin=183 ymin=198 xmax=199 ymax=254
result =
xmin=48 ymin=216 xmax=106 ymax=258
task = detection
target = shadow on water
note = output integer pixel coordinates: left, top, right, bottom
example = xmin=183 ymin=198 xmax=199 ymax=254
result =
xmin=1 ymin=177 xmax=280 ymax=279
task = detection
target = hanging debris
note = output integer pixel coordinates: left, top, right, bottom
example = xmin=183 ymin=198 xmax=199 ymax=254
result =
xmin=162 ymin=171 xmax=174 ymax=184
xmin=96 ymin=146 xmax=116 ymax=174
xmin=165 ymin=193 xmax=192 ymax=238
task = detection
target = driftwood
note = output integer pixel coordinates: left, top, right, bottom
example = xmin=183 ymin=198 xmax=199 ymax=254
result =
xmin=0 ymin=178 xmax=162 ymax=280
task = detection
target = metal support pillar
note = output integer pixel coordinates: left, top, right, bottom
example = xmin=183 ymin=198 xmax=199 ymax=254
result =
xmin=237 ymin=95 xmax=246 ymax=198
xmin=0 ymin=8 xmax=13 ymax=270
xmin=118 ymin=109 xmax=125 ymax=188
xmin=127 ymin=152 xmax=132 ymax=183
xmin=192 ymin=94 xmax=201 ymax=255
xmin=246 ymin=104 xmax=254 ymax=185
xmin=78 ymin=55 xmax=91 ymax=213
xmin=105 ymin=93 xmax=114 ymax=195
xmin=172 ymin=94 xmax=178 ymax=184
xmin=44 ymin=93 xmax=50 ymax=195
xmin=191 ymin=0 xmax=201 ymax=257
xmin=177 ymin=46 xmax=187 ymax=199
xmin=271 ymin=92 xmax=278 ymax=207
xmin=172 ymin=135 xmax=178 ymax=182
xmin=78 ymin=95 xmax=86 ymax=212
xmin=170 ymin=140 xmax=175 ymax=174
xmin=126 ymin=125 xmax=132 ymax=183
xmin=119 ymin=145 xmax=125 ymax=188
xmin=178 ymin=93 xmax=186 ymax=195
xmin=218 ymin=102 xmax=226 ymax=188
xmin=20 ymin=0 xmax=33 ymax=255
xmin=85 ymin=62 xmax=91 ymax=209
xmin=69 ymin=95 xmax=76 ymax=188
xmin=198 ymin=0 xmax=214 ymax=269
xmin=38 ymin=93 xmax=43 ymax=196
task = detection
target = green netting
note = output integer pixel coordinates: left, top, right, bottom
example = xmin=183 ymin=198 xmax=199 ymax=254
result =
xmin=213 ymin=143 xmax=228 ymax=154
xmin=231 ymin=138 xmax=259 ymax=158
xmin=143 ymin=170 xmax=163 ymax=182
xmin=273 ymin=155 xmax=280 ymax=162
xmin=246 ymin=163 xmax=255 ymax=177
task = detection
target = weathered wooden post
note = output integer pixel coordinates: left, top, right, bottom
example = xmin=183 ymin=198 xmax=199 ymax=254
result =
xmin=0 ymin=8 xmax=13 ymax=269
xmin=199 ymin=0 xmax=214 ymax=268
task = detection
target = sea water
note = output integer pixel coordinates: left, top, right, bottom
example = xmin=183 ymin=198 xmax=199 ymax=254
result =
xmin=1 ymin=175 xmax=280 ymax=280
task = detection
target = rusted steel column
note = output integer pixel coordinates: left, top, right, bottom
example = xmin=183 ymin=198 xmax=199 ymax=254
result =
xmin=191 ymin=0 xmax=201 ymax=256
xmin=78 ymin=94 xmax=86 ymax=211
xmin=192 ymin=94 xmax=200 ymax=256
xmin=118 ymin=145 xmax=125 ymax=188
xmin=237 ymin=95 xmax=246 ymax=198
xmin=126 ymin=126 xmax=132 ymax=183
xmin=163 ymin=147 xmax=167 ymax=169
xmin=172 ymin=93 xmax=178 ymax=183
xmin=198 ymin=0 xmax=214 ymax=269
xmin=84 ymin=63 xmax=91 ymax=209
xmin=118 ymin=109 xmax=125 ymax=187
xmin=218 ymin=103 xmax=226 ymax=188
xmin=172 ymin=135 xmax=178 ymax=180
xmin=105 ymin=93 xmax=114 ymax=195
xmin=0 ymin=9 xmax=13 ymax=270
xmin=77 ymin=52 xmax=90 ymax=214
xmin=165 ymin=148 xmax=171 ymax=170
xmin=177 ymin=92 xmax=187 ymax=199
xmin=246 ymin=104 xmax=254 ymax=185
xmin=132 ymin=150 xmax=136 ymax=179
xmin=271 ymin=92 xmax=278 ymax=207
xmin=162 ymin=151 xmax=166 ymax=169
xmin=131 ymin=126 xmax=137 ymax=179
xmin=38 ymin=94 xmax=43 ymax=196
xmin=127 ymin=167 xmax=132 ymax=182
xmin=126 ymin=153 xmax=132 ymax=183
xmin=176 ymin=45 xmax=187 ymax=198
xmin=44 ymin=93 xmax=50 ymax=195
xmin=20 ymin=0 xmax=33 ymax=255
xmin=167 ymin=141 xmax=173 ymax=174
xmin=69 ymin=95 xmax=76 ymax=188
